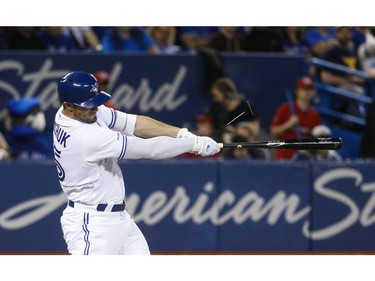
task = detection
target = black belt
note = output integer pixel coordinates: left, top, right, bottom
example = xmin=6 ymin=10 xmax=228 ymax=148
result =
xmin=68 ymin=200 xmax=126 ymax=212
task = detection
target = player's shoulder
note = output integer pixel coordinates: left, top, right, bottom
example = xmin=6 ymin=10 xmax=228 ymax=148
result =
xmin=78 ymin=123 xmax=118 ymax=149
xmin=95 ymin=105 xmax=112 ymax=121
xmin=97 ymin=104 xmax=112 ymax=115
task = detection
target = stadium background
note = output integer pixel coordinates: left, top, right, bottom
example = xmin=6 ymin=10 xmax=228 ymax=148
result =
xmin=0 ymin=51 xmax=373 ymax=254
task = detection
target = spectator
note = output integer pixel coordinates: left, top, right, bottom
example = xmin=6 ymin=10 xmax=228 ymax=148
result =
xmin=3 ymin=97 xmax=53 ymax=160
xmin=6 ymin=27 xmax=46 ymax=50
xmin=304 ymin=27 xmax=337 ymax=58
xmin=357 ymin=29 xmax=375 ymax=79
xmin=205 ymin=76 xmax=259 ymax=143
xmin=101 ymin=27 xmax=159 ymax=53
xmin=319 ymin=26 xmax=366 ymax=128
xmin=243 ymin=27 xmax=283 ymax=53
xmin=351 ymin=27 xmax=375 ymax=54
xmin=304 ymin=27 xmax=337 ymax=77
xmin=281 ymin=27 xmax=309 ymax=55
xmin=93 ymin=70 xmax=110 ymax=91
xmin=62 ymin=27 xmax=103 ymax=51
xmin=292 ymin=124 xmax=342 ymax=161
xmin=205 ymin=27 xmax=245 ymax=52
xmin=193 ymin=114 xmax=215 ymax=138
xmin=93 ymin=70 xmax=118 ymax=109
xmin=177 ymin=26 xmax=219 ymax=51
xmin=320 ymin=27 xmax=365 ymax=87
xmin=270 ymin=76 xmax=321 ymax=160
xmin=223 ymin=122 xmax=271 ymax=160
xmin=36 ymin=27 xmax=76 ymax=52
xmin=91 ymin=27 xmax=114 ymax=41
xmin=148 ymin=26 xmax=180 ymax=54
xmin=203 ymin=77 xmax=228 ymax=141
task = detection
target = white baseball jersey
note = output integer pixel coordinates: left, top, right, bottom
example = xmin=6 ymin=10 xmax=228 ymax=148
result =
xmin=54 ymin=104 xmax=213 ymax=255
xmin=53 ymin=105 xmax=137 ymax=205
xmin=53 ymin=105 xmax=195 ymax=205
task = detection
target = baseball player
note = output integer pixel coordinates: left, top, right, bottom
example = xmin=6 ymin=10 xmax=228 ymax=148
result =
xmin=53 ymin=71 xmax=220 ymax=255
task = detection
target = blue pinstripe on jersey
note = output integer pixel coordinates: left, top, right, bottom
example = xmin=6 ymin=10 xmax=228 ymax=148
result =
xmin=118 ymin=135 xmax=127 ymax=159
xmin=108 ymin=108 xmax=116 ymax=128
xmin=82 ymin=213 xmax=90 ymax=255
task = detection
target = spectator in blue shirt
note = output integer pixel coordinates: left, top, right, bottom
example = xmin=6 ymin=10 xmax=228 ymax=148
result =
xmin=37 ymin=27 xmax=76 ymax=52
xmin=148 ymin=26 xmax=180 ymax=54
xmin=304 ymin=27 xmax=337 ymax=58
xmin=177 ymin=26 xmax=219 ymax=50
xmin=304 ymin=27 xmax=337 ymax=77
xmin=281 ymin=27 xmax=309 ymax=55
xmin=101 ymin=27 xmax=159 ymax=53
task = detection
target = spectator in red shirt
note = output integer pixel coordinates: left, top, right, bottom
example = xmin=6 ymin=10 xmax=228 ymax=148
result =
xmin=93 ymin=70 xmax=118 ymax=109
xmin=270 ymin=76 xmax=321 ymax=160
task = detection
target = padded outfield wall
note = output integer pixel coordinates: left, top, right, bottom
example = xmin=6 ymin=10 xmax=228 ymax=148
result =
xmin=1 ymin=159 xmax=375 ymax=253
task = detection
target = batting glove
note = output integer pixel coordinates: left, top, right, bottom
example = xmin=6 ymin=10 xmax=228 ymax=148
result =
xmin=177 ymin=128 xmax=196 ymax=138
xmin=192 ymin=136 xmax=220 ymax=156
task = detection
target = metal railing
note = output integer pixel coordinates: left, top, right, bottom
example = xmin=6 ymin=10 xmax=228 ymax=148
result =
xmin=310 ymin=57 xmax=374 ymax=127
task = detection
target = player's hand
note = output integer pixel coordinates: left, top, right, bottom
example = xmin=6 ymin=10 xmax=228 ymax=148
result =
xmin=192 ymin=136 xmax=220 ymax=156
xmin=177 ymin=128 xmax=196 ymax=138
xmin=178 ymin=128 xmax=220 ymax=156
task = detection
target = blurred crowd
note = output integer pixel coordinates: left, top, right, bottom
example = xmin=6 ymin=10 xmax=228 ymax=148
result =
xmin=0 ymin=26 xmax=370 ymax=57
xmin=1 ymin=26 xmax=375 ymax=162
xmin=2 ymin=26 xmax=374 ymax=83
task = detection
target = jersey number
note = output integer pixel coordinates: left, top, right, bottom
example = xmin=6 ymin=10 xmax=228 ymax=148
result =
xmin=54 ymin=145 xmax=65 ymax=181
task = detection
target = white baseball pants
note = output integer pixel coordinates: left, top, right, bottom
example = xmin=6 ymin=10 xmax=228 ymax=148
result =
xmin=61 ymin=206 xmax=150 ymax=255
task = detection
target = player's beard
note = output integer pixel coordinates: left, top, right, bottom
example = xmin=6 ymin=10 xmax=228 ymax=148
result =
xmin=73 ymin=107 xmax=98 ymax=124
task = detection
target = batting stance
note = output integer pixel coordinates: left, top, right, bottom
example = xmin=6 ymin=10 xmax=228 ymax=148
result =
xmin=53 ymin=71 xmax=220 ymax=255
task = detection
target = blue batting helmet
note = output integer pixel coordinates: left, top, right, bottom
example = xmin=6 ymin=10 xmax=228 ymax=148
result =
xmin=57 ymin=71 xmax=111 ymax=108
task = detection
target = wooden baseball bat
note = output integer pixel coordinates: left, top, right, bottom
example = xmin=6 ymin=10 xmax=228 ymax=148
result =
xmin=218 ymin=137 xmax=342 ymax=150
